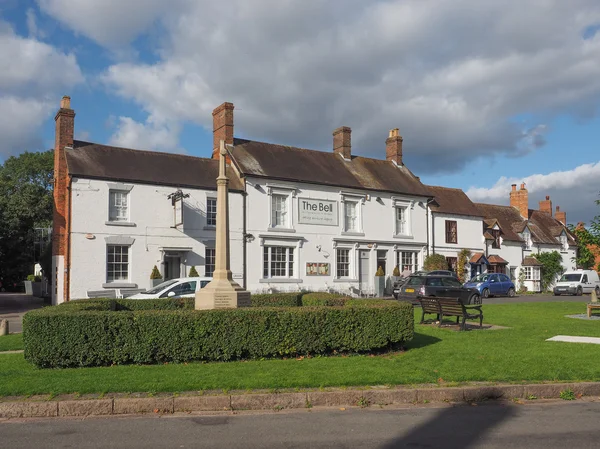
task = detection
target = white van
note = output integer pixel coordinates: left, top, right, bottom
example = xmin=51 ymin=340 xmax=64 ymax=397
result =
xmin=553 ymin=270 xmax=600 ymax=296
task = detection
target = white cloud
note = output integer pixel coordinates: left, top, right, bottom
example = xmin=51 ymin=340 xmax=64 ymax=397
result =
xmin=36 ymin=0 xmax=600 ymax=172
xmin=0 ymin=22 xmax=83 ymax=158
xmin=466 ymin=162 xmax=600 ymax=224
xmin=109 ymin=116 xmax=182 ymax=153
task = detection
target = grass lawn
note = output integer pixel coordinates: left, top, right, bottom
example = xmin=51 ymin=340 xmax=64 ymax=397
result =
xmin=0 ymin=333 xmax=23 ymax=352
xmin=1 ymin=302 xmax=598 ymax=397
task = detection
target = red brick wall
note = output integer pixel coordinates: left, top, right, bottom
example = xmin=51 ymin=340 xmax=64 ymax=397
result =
xmin=53 ymin=96 xmax=75 ymax=302
xmin=333 ymin=126 xmax=351 ymax=159
xmin=212 ymin=102 xmax=234 ymax=162
xmin=386 ymin=129 xmax=403 ymax=165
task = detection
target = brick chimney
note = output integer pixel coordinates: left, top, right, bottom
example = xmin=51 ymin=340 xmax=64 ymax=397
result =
xmin=333 ymin=126 xmax=351 ymax=160
xmin=53 ymin=95 xmax=75 ymax=303
xmin=212 ymin=102 xmax=234 ymax=160
xmin=555 ymin=206 xmax=567 ymax=225
xmin=386 ymin=128 xmax=403 ymax=165
xmin=509 ymin=183 xmax=529 ymax=218
xmin=539 ymin=195 xmax=552 ymax=216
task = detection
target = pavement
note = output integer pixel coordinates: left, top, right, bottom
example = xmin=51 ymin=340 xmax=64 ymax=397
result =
xmin=2 ymin=399 xmax=600 ymax=448
xmin=0 ymin=293 xmax=45 ymax=334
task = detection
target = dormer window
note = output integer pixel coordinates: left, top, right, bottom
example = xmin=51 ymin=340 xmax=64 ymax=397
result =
xmin=491 ymin=229 xmax=501 ymax=249
xmin=560 ymin=233 xmax=568 ymax=251
xmin=521 ymin=228 xmax=532 ymax=250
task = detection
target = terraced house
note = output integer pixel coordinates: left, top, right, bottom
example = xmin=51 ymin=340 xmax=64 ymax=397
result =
xmin=51 ymin=97 xmax=578 ymax=303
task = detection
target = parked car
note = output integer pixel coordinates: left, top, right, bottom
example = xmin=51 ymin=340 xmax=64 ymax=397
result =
xmin=427 ymin=270 xmax=458 ymax=278
xmin=553 ymin=270 xmax=600 ymax=296
xmin=463 ymin=273 xmax=515 ymax=298
xmin=128 ymin=277 xmax=212 ymax=299
xmin=395 ymin=275 xmax=481 ymax=304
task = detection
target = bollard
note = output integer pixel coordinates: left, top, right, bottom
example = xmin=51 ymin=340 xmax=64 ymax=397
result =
xmin=0 ymin=319 xmax=8 ymax=336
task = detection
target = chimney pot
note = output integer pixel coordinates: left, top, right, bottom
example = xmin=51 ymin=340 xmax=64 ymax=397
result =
xmin=60 ymin=96 xmax=71 ymax=109
xmin=520 ymin=182 xmax=526 ymax=190
xmin=510 ymin=183 xmax=528 ymax=218
xmin=539 ymin=195 xmax=552 ymax=216
xmin=511 ymin=184 xmax=517 ymax=191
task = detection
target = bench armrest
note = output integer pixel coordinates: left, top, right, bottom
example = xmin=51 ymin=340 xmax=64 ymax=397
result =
xmin=463 ymin=305 xmax=482 ymax=312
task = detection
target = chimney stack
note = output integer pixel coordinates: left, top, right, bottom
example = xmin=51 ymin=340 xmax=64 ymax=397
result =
xmin=212 ymin=102 xmax=234 ymax=160
xmin=333 ymin=126 xmax=351 ymax=160
xmin=386 ymin=128 xmax=403 ymax=165
xmin=53 ymin=95 xmax=76 ymax=304
xmin=539 ymin=195 xmax=552 ymax=216
xmin=555 ymin=206 xmax=567 ymax=225
xmin=509 ymin=182 xmax=529 ymax=218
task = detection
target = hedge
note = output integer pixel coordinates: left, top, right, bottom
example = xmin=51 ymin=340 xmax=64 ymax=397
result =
xmin=248 ymin=293 xmax=301 ymax=307
xmin=301 ymin=292 xmax=352 ymax=306
xmin=23 ymin=301 xmax=414 ymax=368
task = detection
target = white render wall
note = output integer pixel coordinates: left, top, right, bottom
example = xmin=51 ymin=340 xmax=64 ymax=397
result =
xmin=244 ymin=176 xmax=430 ymax=294
xmin=69 ymin=177 xmax=244 ymax=300
xmin=430 ymin=213 xmax=484 ymax=258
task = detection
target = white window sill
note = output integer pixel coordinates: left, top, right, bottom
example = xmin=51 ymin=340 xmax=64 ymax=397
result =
xmin=203 ymin=225 xmax=216 ymax=231
xmin=102 ymin=282 xmax=137 ymax=288
xmin=267 ymin=227 xmax=296 ymax=233
xmin=105 ymin=221 xmax=136 ymax=227
xmin=259 ymin=278 xmax=303 ymax=283
xmin=333 ymin=279 xmax=359 ymax=283
xmin=341 ymin=231 xmax=365 ymax=237
xmin=393 ymin=234 xmax=413 ymax=239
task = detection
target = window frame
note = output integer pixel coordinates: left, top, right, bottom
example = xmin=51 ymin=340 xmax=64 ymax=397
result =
xmin=392 ymin=197 xmax=414 ymax=238
xmin=445 ymin=220 xmax=458 ymax=244
xmin=491 ymin=229 xmax=502 ymax=249
xmin=106 ymin=244 xmax=129 ymax=283
xmin=108 ymin=190 xmax=129 ymax=223
xmin=267 ymin=185 xmax=296 ymax=231
xmin=262 ymin=245 xmax=295 ymax=279
xmin=340 ymin=192 xmax=365 ymax=235
xmin=336 ymin=247 xmax=351 ymax=279
xmin=395 ymin=206 xmax=408 ymax=236
xmin=205 ymin=247 xmax=215 ymax=277
xmin=396 ymin=250 xmax=419 ymax=273
xmin=206 ymin=197 xmax=217 ymax=227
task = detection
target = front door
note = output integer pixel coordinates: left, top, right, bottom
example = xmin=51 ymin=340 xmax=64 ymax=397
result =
xmin=359 ymin=250 xmax=370 ymax=291
xmin=164 ymin=255 xmax=181 ymax=280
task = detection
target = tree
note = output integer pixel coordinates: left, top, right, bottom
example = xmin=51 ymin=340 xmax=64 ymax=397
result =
xmin=533 ymin=251 xmax=564 ymax=291
xmin=0 ymin=150 xmax=54 ymax=284
xmin=188 ymin=266 xmax=199 ymax=277
xmin=423 ymin=254 xmax=448 ymax=271
xmin=457 ymin=249 xmax=472 ymax=283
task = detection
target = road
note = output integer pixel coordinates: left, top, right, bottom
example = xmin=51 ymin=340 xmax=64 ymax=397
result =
xmin=2 ymin=401 xmax=600 ymax=448
xmin=0 ymin=293 xmax=44 ymax=334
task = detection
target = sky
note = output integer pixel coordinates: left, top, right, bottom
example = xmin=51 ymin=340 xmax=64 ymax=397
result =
xmin=1 ymin=0 xmax=599 ymax=225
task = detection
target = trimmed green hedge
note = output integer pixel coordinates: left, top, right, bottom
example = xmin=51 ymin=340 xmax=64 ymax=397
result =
xmin=23 ymin=301 xmax=414 ymax=368
xmin=301 ymin=292 xmax=352 ymax=306
xmin=249 ymin=293 xmax=301 ymax=307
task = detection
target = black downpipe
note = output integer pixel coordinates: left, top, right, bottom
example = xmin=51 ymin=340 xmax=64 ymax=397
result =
xmin=426 ymin=204 xmax=430 ymax=256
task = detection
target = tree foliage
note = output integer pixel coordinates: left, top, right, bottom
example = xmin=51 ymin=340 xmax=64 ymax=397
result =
xmin=568 ymin=193 xmax=600 ymax=271
xmin=457 ymin=249 xmax=472 ymax=283
xmin=423 ymin=254 xmax=448 ymax=271
xmin=0 ymin=150 xmax=54 ymax=284
xmin=533 ymin=251 xmax=565 ymax=291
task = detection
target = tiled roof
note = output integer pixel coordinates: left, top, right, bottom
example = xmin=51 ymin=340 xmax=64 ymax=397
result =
xmin=66 ymin=141 xmax=244 ymax=191
xmin=488 ymin=255 xmax=508 ymax=264
xmin=475 ymin=203 xmax=525 ymax=242
xmin=470 ymin=252 xmax=485 ymax=263
xmin=426 ymin=185 xmax=483 ymax=217
xmin=522 ymin=256 xmax=543 ymax=266
xmin=230 ymin=138 xmax=432 ymax=197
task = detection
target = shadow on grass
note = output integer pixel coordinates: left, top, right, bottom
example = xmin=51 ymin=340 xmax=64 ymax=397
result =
xmin=380 ymin=402 xmax=516 ymax=449
xmin=404 ymin=332 xmax=442 ymax=350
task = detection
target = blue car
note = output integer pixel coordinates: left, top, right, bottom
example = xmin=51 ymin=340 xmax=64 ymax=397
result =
xmin=464 ymin=273 xmax=516 ymax=298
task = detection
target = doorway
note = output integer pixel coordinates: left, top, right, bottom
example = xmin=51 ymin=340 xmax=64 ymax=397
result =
xmin=164 ymin=253 xmax=182 ymax=280
xmin=359 ymin=250 xmax=370 ymax=291
xmin=376 ymin=250 xmax=387 ymax=275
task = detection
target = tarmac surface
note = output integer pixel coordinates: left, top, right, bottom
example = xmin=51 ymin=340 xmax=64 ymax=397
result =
xmin=0 ymin=293 xmax=45 ymax=334
xmin=1 ymin=400 xmax=600 ymax=448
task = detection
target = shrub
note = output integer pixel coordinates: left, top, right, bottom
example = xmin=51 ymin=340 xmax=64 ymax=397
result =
xmin=301 ymin=292 xmax=352 ymax=306
xmin=150 ymin=266 xmax=162 ymax=280
xmin=188 ymin=266 xmax=199 ymax=277
xmin=23 ymin=301 xmax=414 ymax=368
xmin=392 ymin=266 xmax=400 ymax=277
xmin=423 ymin=254 xmax=448 ymax=271
xmin=375 ymin=266 xmax=385 ymax=276
xmin=26 ymin=274 xmax=41 ymax=282
xmin=250 ymin=293 xmax=301 ymax=307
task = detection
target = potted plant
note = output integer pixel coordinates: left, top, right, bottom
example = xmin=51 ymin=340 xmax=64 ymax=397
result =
xmin=150 ymin=265 xmax=163 ymax=287
xmin=375 ymin=266 xmax=385 ymax=297
xmin=389 ymin=265 xmax=401 ymax=294
xmin=188 ymin=266 xmax=199 ymax=277
xmin=24 ymin=274 xmax=42 ymax=297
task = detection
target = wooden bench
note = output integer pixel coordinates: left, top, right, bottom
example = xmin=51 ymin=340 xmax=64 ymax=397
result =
xmin=588 ymin=303 xmax=600 ymax=318
xmin=86 ymin=290 xmax=117 ymax=299
xmin=419 ymin=297 xmax=483 ymax=331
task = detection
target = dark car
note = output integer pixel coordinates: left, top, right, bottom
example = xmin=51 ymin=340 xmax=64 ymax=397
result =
xmin=427 ymin=270 xmax=458 ymax=278
xmin=396 ymin=275 xmax=481 ymax=304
